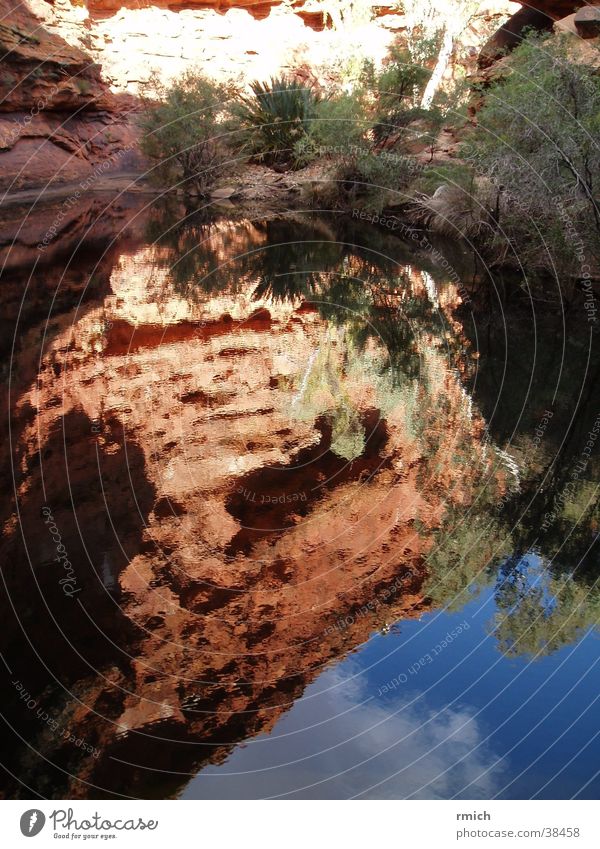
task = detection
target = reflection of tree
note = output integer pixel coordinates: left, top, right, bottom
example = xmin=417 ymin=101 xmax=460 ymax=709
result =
xmin=286 ymin=332 xmax=367 ymax=461
xmin=330 ymin=398 xmax=366 ymax=461
xmin=424 ymin=500 xmax=511 ymax=612
xmin=250 ymin=230 xmax=343 ymax=303
xmin=144 ymin=203 xmax=225 ymax=296
xmin=492 ymin=551 xmax=600 ymax=658
xmin=457 ymin=289 xmax=600 ymax=658
xmin=421 ymin=456 xmax=600 ymax=661
xmin=146 ymin=206 xmax=344 ymax=301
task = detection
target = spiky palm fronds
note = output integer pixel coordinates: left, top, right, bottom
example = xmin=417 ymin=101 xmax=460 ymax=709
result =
xmin=234 ymin=76 xmax=320 ymax=168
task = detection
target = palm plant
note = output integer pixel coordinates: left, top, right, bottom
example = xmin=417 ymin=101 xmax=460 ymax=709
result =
xmin=234 ymin=76 xmax=320 ymax=169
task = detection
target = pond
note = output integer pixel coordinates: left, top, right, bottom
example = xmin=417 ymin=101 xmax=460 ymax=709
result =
xmin=1 ymin=193 xmax=599 ymax=799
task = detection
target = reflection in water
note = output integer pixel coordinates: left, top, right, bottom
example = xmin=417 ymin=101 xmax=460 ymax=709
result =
xmin=1 ymin=196 xmax=599 ymax=799
xmin=188 ymin=652 xmax=505 ymax=800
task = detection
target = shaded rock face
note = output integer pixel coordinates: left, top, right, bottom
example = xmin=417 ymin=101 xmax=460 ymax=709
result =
xmin=0 ymin=0 xmax=141 ymax=191
xmin=0 ymin=199 xmax=505 ymax=798
xmin=479 ymin=0 xmax=600 ymax=66
xmin=575 ymin=6 xmax=600 ymax=37
xmin=478 ymin=6 xmax=555 ymax=65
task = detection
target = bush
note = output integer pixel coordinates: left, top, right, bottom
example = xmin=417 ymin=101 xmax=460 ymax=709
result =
xmin=349 ymin=45 xmax=448 ymax=159
xmin=462 ymin=32 xmax=600 ymax=274
xmin=316 ymin=147 xmax=414 ymax=213
xmin=360 ymin=45 xmax=431 ymax=112
xmin=359 ymin=45 xmax=432 ymax=148
xmin=293 ymin=92 xmax=371 ymax=166
xmin=233 ymin=76 xmax=320 ymax=169
xmin=300 ymin=47 xmax=442 ymax=211
xmin=138 ymin=69 xmax=236 ymax=196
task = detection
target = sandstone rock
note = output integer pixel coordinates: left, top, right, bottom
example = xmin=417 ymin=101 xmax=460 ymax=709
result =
xmin=555 ymin=11 xmax=600 ymax=59
xmin=0 ymin=0 xmax=144 ymax=190
xmin=210 ymin=186 xmax=238 ymax=199
xmin=479 ymin=0 xmax=600 ymax=67
xmin=0 ymin=5 xmax=108 ymax=114
xmin=575 ymin=5 xmax=600 ymax=37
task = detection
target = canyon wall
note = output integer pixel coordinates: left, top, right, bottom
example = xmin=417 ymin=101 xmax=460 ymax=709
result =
xmin=0 ymin=0 xmax=521 ymax=191
xmin=0 ymin=1 xmax=596 ymax=192
xmin=17 ymin=0 xmax=520 ymax=94
xmin=0 ymin=0 xmax=140 ymax=191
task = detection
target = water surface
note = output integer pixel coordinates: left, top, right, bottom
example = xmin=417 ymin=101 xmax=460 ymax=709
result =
xmin=1 ymin=195 xmax=599 ymax=799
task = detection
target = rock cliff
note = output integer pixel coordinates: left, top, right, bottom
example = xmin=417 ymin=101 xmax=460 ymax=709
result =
xmin=0 ymin=0 xmax=141 ymax=191
xmin=0 ymin=0 xmax=527 ymax=191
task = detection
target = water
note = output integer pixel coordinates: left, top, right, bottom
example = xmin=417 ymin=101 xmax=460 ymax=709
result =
xmin=186 ymin=594 xmax=600 ymax=799
xmin=1 ymin=193 xmax=599 ymax=799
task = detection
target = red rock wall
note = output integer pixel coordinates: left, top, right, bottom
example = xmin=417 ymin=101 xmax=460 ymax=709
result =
xmin=0 ymin=0 xmax=520 ymax=191
xmin=0 ymin=0 xmax=143 ymax=191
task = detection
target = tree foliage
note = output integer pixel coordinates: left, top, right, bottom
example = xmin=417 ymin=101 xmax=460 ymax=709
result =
xmin=233 ymin=76 xmax=321 ymax=168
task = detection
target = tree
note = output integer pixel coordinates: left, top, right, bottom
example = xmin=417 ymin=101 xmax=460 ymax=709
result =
xmin=401 ymin=0 xmax=481 ymax=108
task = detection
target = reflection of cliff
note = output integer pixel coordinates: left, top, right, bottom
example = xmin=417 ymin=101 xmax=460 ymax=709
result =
xmin=0 ymin=192 xmax=147 ymax=355
xmin=1 ymin=212 xmax=504 ymax=799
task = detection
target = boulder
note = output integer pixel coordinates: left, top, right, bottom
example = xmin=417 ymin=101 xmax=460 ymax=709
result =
xmin=575 ymin=6 xmax=600 ymax=37
xmin=479 ymin=0 xmax=600 ymax=67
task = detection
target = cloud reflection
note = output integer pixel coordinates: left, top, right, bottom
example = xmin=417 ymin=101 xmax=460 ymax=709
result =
xmin=185 ymin=660 xmax=505 ymax=799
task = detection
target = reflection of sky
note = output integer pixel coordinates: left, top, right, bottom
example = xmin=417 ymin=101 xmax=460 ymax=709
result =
xmin=184 ymin=593 xmax=600 ymax=800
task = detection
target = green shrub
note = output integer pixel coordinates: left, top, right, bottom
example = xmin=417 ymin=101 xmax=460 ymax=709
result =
xmin=462 ymin=31 xmax=600 ymax=274
xmin=360 ymin=45 xmax=431 ymax=113
xmin=293 ymin=92 xmax=371 ymax=166
xmin=317 ymin=148 xmax=414 ymax=212
xmin=358 ymin=46 xmax=439 ymax=152
xmin=138 ymin=69 xmax=236 ymax=196
xmin=233 ymin=76 xmax=320 ymax=169
xmin=372 ymin=105 xmax=439 ymax=151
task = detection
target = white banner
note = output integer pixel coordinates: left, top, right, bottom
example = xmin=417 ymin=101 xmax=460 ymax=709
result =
xmin=0 ymin=800 xmax=597 ymax=848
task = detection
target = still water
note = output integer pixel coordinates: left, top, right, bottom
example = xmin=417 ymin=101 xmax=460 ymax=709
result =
xmin=1 ymin=194 xmax=599 ymax=799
